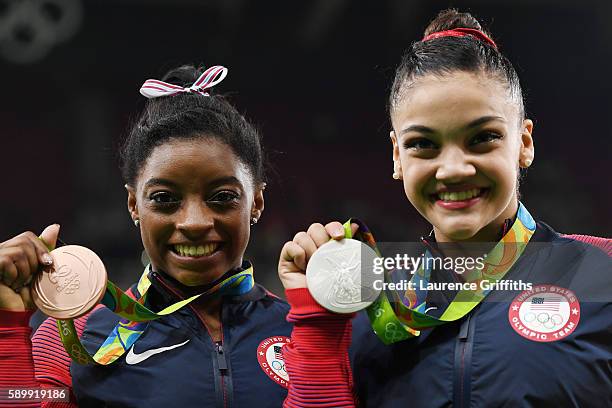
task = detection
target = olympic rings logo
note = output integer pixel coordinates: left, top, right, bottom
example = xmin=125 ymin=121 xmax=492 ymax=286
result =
xmin=523 ymin=311 xmax=564 ymax=330
xmin=271 ymin=360 xmax=286 ymax=374
xmin=70 ymin=343 xmax=90 ymax=365
xmin=384 ymin=322 xmax=404 ymax=343
xmin=0 ymin=0 xmax=83 ymax=64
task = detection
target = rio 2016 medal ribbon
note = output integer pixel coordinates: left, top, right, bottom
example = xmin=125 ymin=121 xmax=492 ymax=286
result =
xmin=33 ymin=241 xmax=255 ymax=366
xmin=306 ymin=238 xmax=381 ymax=313
xmin=31 ymin=246 xmax=107 ymax=319
xmin=335 ymin=204 xmax=537 ymax=345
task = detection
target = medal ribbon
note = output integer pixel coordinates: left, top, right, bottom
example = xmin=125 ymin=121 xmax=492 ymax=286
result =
xmin=48 ymin=259 xmax=254 ymax=365
xmin=345 ymin=202 xmax=536 ymax=344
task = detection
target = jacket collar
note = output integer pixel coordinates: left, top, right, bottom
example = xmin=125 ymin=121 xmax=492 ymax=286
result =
xmin=140 ymin=264 xmax=267 ymax=309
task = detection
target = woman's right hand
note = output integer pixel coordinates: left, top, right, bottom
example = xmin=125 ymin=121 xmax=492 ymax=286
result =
xmin=278 ymin=221 xmax=358 ymax=290
xmin=0 ymin=224 xmax=60 ymax=312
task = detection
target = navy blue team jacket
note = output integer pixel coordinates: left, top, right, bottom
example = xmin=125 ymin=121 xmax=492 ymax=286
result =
xmin=71 ymin=269 xmax=292 ymax=407
xmin=350 ymin=221 xmax=612 ymax=408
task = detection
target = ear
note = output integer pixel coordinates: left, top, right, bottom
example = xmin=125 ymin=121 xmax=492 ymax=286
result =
xmin=251 ymin=182 xmax=265 ymax=222
xmin=390 ymin=130 xmax=403 ymax=179
xmin=519 ymin=119 xmax=535 ymax=168
xmin=125 ymin=184 xmax=139 ymax=223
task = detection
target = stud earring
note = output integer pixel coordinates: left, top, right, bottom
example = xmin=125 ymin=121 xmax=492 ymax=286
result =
xmin=134 ymin=219 xmax=140 ymax=227
xmin=392 ymin=171 xmax=400 ymax=180
xmin=250 ymin=217 xmax=258 ymax=226
xmin=524 ymin=159 xmax=532 ymax=167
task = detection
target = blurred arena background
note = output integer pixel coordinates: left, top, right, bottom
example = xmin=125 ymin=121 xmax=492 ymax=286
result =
xmin=1 ymin=0 xmax=610 ymax=297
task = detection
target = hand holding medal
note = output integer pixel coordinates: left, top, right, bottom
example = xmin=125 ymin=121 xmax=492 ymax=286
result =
xmin=278 ymin=220 xmax=382 ymax=313
xmin=0 ymin=223 xmax=107 ymax=319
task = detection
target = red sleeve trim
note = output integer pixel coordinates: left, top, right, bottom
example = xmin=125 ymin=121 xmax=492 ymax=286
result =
xmin=32 ymin=304 xmax=101 ymax=390
xmin=0 ymin=309 xmax=34 ymax=327
xmin=562 ymin=234 xmax=612 ymax=257
xmin=0 ymin=303 xmax=102 ymax=408
xmin=285 ymin=288 xmax=355 ymax=322
xmin=0 ymin=318 xmax=38 ymax=406
xmin=283 ymin=288 xmax=357 ymax=407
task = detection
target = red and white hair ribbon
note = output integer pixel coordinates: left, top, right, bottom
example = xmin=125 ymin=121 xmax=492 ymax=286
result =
xmin=139 ymin=65 xmax=228 ymax=99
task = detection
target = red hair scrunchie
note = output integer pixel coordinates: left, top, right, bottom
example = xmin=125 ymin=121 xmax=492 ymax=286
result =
xmin=422 ymin=28 xmax=497 ymax=49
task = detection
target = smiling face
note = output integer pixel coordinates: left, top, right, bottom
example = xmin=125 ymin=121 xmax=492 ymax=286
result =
xmin=127 ymin=137 xmax=264 ymax=286
xmin=390 ymin=71 xmax=534 ymax=242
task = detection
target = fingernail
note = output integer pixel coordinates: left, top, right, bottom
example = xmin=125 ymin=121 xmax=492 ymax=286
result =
xmin=42 ymin=254 xmax=53 ymax=265
xmin=334 ymin=226 xmax=345 ymax=237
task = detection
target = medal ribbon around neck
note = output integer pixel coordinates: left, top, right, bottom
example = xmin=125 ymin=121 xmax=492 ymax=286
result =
xmin=44 ymin=251 xmax=255 ymax=365
xmin=344 ymin=202 xmax=536 ymax=345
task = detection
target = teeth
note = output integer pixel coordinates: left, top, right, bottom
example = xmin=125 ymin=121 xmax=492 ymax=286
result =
xmin=173 ymin=243 xmax=218 ymax=257
xmin=438 ymin=188 xmax=481 ymax=201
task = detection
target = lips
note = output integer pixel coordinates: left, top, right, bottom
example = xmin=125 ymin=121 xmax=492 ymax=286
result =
xmin=437 ymin=188 xmax=483 ymax=202
xmin=429 ymin=186 xmax=489 ymax=210
xmin=171 ymin=243 xmax=221 ymax=258
xmin=166 ymin=241 xmax=227 ymax=276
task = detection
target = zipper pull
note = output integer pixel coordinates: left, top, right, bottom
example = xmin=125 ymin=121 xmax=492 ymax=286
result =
xmin=458 ymin=314 xmax=471 ymax=341
xmin=215 ymin=342 xmax=228 ymax=371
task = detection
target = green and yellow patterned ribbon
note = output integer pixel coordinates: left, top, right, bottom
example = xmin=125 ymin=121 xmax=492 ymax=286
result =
xmin=345 ymin=202 xmax=536 ymax=344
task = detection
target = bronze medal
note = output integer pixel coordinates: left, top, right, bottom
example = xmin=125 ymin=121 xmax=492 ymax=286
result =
xmin=32 ymin=245 xmax=107 ymax=319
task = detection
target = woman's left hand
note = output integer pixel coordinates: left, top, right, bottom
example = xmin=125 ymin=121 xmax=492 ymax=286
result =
xmin=278 ymin=221 xmax=358 ymax=290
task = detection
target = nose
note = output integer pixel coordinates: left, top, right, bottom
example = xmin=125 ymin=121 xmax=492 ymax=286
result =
xmin=176 ymin=199 xmax=214 ymax=239
xmin=435 ymin=146 xmax=476 ymax=182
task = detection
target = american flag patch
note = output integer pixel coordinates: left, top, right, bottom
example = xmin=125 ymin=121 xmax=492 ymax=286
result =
xmin=530 ymin=296 xmax=562 ymax=311
xmin=274 ymin=345 xmax=284 ymax=361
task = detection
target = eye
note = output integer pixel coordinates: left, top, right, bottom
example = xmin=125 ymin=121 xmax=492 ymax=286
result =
xmin=404 ymin=138 xmax=438 ymax=150
xmin=469 ymin=131 xmax=503 ymax=146
xmin=208 ymin=190 xmax=240 ymax=204
xmin=149 ymin=191 xmax=179 ymax=206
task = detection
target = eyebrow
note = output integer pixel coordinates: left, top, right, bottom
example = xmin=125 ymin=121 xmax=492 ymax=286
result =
xmin=208 ymin=176 xmax=243 ymax=190
xmin=399 ymin=116 xmax=506 ymax=136
xmin=144 ymin=178 xmax=177 ymax=190
xmin=143 ymin=176 xmax=243 ymax=190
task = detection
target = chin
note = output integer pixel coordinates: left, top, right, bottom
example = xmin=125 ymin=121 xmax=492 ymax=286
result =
xmin=436 ymin=219 xmax=483 ymax=241
xmin=444 ymin=228 xmax=479 ymax=241
xmin=170 ymin=268 xmax=218 ymax=287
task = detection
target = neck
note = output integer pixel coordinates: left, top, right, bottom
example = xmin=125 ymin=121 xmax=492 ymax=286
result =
xmin=193 ymin=297 xmax=223 ymax=342
xmin=194 ymin=296 xmax=222 ymax=316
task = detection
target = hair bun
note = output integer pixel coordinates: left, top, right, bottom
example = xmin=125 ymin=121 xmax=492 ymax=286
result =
xmin=423 ymin=9 xmax=488 ymax=37
xmin=160 ymin=64 xmax=203 ymax=88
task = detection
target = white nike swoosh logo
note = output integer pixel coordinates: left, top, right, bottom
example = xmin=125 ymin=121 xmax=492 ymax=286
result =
xmin=125 ymin=339 xmax=190 ymax=365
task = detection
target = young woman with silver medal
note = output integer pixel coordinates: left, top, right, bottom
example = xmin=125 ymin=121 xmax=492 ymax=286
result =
xmin=278 ymin=9 xmax=612 ymax=408
xmin=0 ymin=65 xmax=293 ymax=407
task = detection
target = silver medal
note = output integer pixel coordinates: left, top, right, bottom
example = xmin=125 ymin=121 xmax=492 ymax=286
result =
xmin=306 ymin=238 xmax=382 ymax=313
